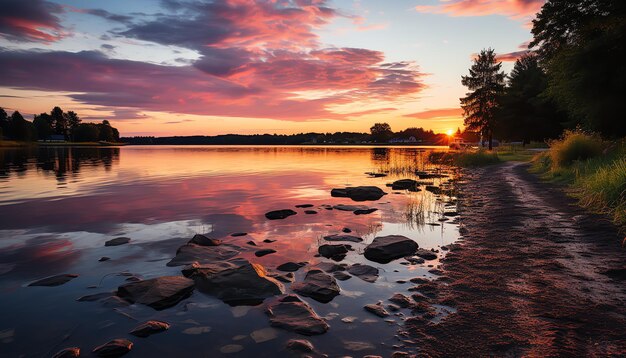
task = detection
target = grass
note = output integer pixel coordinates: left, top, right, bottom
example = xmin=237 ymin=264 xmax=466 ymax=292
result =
xmin=429 ymin=149 xmax=500 ymax=167
xmin=532 ymin=131 xmax=626 ymax=230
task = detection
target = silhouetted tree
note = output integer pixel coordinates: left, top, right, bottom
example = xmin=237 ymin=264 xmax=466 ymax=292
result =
xmin=370 ymin=122 xmax=393 ymax=143
xmin=10 ymin=111 xmax=37 ymax=141
xmin=495 ymin=54 xmax=564 ymax=144
xmin=97 ymin=120 xmax=115 ymax=142
xmin=74 ymin=123 xmax=100 ymax=142
xmin=531 ymin=0 xmax=626 ymax=137
xmin=65 ymin=111 xmax=81 ymax=140
xmin=0 ymin=107 xmax=9 ymax=139
xmin=460 ymin=48 xmax=506 ymax=149
xmin=33 ymin=115 xmax=53 ymax=140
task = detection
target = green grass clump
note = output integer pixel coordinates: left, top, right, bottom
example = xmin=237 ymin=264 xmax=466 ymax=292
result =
xmin=548 ymin=130 xmax=603 ymax=169
xmin=454 ymin=149 xmax=500 ymax=167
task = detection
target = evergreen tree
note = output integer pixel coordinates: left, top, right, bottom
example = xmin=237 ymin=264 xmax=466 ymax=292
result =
xmin=460 ymin=48 xmax=506 ymax=149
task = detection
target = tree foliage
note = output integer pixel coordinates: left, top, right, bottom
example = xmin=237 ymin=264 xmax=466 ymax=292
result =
xmin=370 ymin=122 xmax=393 ymax=143
xmin=460 ymin=48 xmax=506 ymax=149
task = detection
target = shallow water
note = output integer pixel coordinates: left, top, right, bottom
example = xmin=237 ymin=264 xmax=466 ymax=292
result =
xmin=0 ymin=145 xmax=460 ymax=357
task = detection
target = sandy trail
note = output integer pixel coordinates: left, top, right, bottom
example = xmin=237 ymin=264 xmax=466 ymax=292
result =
xmin=404 ymin=162 xmax=626 ymax=357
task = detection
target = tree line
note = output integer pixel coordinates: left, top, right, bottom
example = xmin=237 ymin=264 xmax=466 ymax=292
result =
xmin=0 ymin=107 xmax=120 ymax=142
xmin=460 ymin=0 xmax=625 ymax=149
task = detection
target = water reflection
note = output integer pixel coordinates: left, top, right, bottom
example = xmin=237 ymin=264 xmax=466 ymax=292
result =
xmin=0 ymin=146 xmax=458 ymax=357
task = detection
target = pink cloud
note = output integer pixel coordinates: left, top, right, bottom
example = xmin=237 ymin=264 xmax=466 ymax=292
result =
xmin=496 ymin=50 xmax=530 ymax=62
xmin=0 ymin=0 xmax=66 ymax=43
xmin=405 ymin=108 xmax=463 ymax=119
xmin=415 ymin=0 xmax=545 ymax=20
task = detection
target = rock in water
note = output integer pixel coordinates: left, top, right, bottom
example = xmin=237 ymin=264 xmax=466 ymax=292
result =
xmin=364 ymin=235 xmax=418 ymax=264
xmin=414 ymin=248 xmax=438 ymax=260
xmin=318 ymin=244 xmax=351 ymax=260
xmin=292 ymin=269 xmax=340 ymax=303
xmin=255 ymin=249 xmax=277 ymax=257
xmin=286 ymin=339 xmax=315 ymax=352
xmin=265 ymin=209 xmax=297 ymax=220
xmin=116 ymin=276 xmax=195 ymax=310
xmin=189 ymin=234 xmax=222 ymax=246
xmin=266 ymin=295 xmax=329 ymax=335
xmin=389 ymin=293 xmax=413 ymax=308
xmin=330 ymin=186 xmax=386 ymax=201
xmin=231 ymin=232 xmax=247 ymax=237
xmin=166 ymin=243 xmax=240 ymax=267
xmin=276 ymin=262 xmax=306 ymax=272
xmin=364 ymin=302 xmax=389 ymax=317
xmin=347 ymin=264 xmax=379 ymax=283
xmin=104 ymin=237 xmax=130 ymax=246
xmin=323 ymin=234 xmax=363 ymax=243
xmin=391 ymin=179 xmax=419 ymax=191
xmin=354 ymin=208 xmax=378 ymax=215
xmin=129 ymin=320 xmax=170 ymax=337
xmin=52 ymin=347 xmax=80 ymax=358
xmin=28 ymin=274 xmax=78 ymax=287
xmin=333 ymin=204 xmax=370 ymax=211
xmin=92 ymin=339 xmax=133 ymax=357
xmin=184 ymin=258 xmax=283 ymax=306
xmin=295 ymin=204 xmax=314 ymax=208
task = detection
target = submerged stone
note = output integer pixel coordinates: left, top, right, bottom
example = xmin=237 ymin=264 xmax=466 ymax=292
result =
xmin=276 ymin=262 xmax=306 ymax=272
xmin=323 ymin=234 xmax=363 ymax=243
xmin=116 ymin=276 xmax=195 ymax=310
xmin=166 ymin=243 xmax=240 ymax=267
xmin=364 ymin=301 xmax=389 ymax=317
xmin=129 ymin=320 xmax=170 ymax=337
xmin=391 ymin=179 xmax=419 ymax=191
xmin=92 ymin=339 xmax=133 ymax=357
xmin=318 ymin=244 xmax=351 ymax=260
xmin=286 ymin=339 xmax=315 ymax=352
xmin=347 ymin=264 xmax=379 ymax=283
xmin=255 ymin=249 xmax=277 ymax=257
xmin=189 ymin=234 xmax=222 ymax=246
xmin=28 ymin=274 xmax=78 ymax=287
xmin=333 ymin=204 xmax=370 ymax=211
xmin=52 ymin=347 xmax=80 ymax=358
xmin=331 ymin=186 xmax=386 ymax=201
xmin=266 ymin=295 xmax=329 ymax=335
xmin=265 ymin=209 xmax=297 ymax=220
xmin=354 ymin=208 xmax=378 ymax=215
xmin=104 ymin=237 xmax=130 ymax=246
xmin=414 ymin=249 xmax=438 ymax=260
xmin=292 ymin=269 xmax=340 ymax=303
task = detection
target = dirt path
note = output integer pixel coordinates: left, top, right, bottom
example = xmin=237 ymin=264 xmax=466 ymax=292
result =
xmin=403 ymin=162 xmax=626 ymax=357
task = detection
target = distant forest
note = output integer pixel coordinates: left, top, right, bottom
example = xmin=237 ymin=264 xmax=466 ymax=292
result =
xmin=121 ymin=124 xmax=458 ymax=145
xmin=0 ymin=106 xmax=120 ymax=142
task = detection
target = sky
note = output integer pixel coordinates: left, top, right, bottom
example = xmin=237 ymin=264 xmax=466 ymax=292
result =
xmin=0 ymin=0 xmax=544 ymax=136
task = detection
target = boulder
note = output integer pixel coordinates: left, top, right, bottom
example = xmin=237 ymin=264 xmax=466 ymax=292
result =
xmin=414 ymin=249 xmax=438 ymax=260
xmin=347 ymin=264 xmax=379 ymax=283
xmin=292 ymin=269 xmax=340 ymax=303
xmin=333 ymin=271 xmax=351 ymax=281
xmin=28 ymin=274 xmax=78 ymax=287
xmin=92 ymin=339 xmax=133 ymax=357
xmin=276 ymin=262 xmax=306 ymax=272
xmin=330 ymin=186 xmax=386 ymax=201
xmin=266 ymin=295 xmax=329 ymax=335
xmin=129 ymin=320 xmax=170 ymax=337
xmin=166 ymin=243 xmax=240 ymax=267
xmin=318 ymin=244 xmax=351 ymax=260
xmin=189 ymin=234 xmax=222 ymax=246
xmin=364 ymin=235 xmax=418 ymax=264
xmin=286 ymin=339 xmax=315 ymax=352
xmin=52 ymin=347 xmax=80 ymax=358
xmin=323 ymin=234 xmax=363 ymax=243
xmin=255 ymin=249 xmax=277 ymax=257
xmin=116 ymin=276 xmax=195 ymax=310
xmin=364 ymin=301 xmax=389 ymax=317
xmin=184 ymin=258 xmax=283 ymax=306
xmin=104 ymin=237 xmax=130 ymax=246
xmin=265 ymin=209 xmax=297 ymax=220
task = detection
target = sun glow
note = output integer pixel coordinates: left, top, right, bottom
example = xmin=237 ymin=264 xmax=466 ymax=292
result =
xmin=446 ymin=129 xmax=454 ymax=136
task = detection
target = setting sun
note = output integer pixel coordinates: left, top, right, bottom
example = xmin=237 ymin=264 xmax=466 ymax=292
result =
xmin=446 ymin=129 xmax=454 ymax=136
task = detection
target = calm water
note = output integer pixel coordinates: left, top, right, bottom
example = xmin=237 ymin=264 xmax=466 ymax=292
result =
xmin=0 ymin=146 xmax=460 ymax=357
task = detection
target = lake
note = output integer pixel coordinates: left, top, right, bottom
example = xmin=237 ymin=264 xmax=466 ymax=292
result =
xmin=0 ymin=145 xmax=460 ymax=357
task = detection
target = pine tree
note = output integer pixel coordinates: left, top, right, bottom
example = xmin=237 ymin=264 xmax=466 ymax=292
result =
xmin=460 ymin=48 xmax=506 ymax=150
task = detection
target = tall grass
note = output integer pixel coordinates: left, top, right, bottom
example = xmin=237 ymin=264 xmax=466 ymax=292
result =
xmin=533 ymin=131 xmax=626 ymax=229
xmin=429 ymin=149 xmax=500 ymax=167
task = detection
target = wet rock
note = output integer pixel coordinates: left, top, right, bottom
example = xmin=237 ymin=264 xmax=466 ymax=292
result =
xmin=333 ymin=204 xmax=370 ymax=211
xmin=387 ymin=304 xmax=401 ymax=312
xmin=77 ymin=292 xmax=114 ymax=302
xmin=250 ymin=327 xmax=278 ymax=343
xmin=443 ymin=211 xmax=458 ymax=217
xmin=265 ymin=209 xmax=297 ymax=220
xmin=333 ymin=271 xmax=351 ymax=281
xmin=185 ymin=258 xmax=283 ymax=306
xmin=28 ymin=274 xmax=78 ymax=287
xmin=389 ymin=293 xmax=413 ymax=308
xmin=414 ymin=249 xmax=438 ymax=260
xmin=105 ymin=237 xmax=130 ymax=247
xmin=277 ymin=262 xmax=306 ymax=272
xmin=266 ymin=295 xmax=329 ymax=335
xmin=92 ymin=339 xmax=133 ymax=357
xmin=409 ymin=277 xmax=429 ymax=284
xmin=167 ymin=243 xmax=240 ymax=267
xmin=304 ymin=210 xmax=318 ymax=214
xmin=270 ymin=272 xmax=294 ymax=283
xmin=286 ymin=339 xmax=315 ymax=352
xmin=101 ymin=296 xmax=130 ymax=308
xmin=428 ymin=268 xmax=443 ymax=275
xmin=315 ymin=262 xmax=346 ymax=273
xmin=318 ymin=244 xmax=351 ymax=260
xmin=263 ymin=239 xmax=276 ymax=243
xmin=189 ymin=234 xmax=222 ymax=246
xmin=220 ymin=345 xmax=243 ymax=354
xmin=323 ymin=234 xmax=363 ymax=243
xmin=347 ymin=264 xmax=379 ymax=283
xmin=342 ymin=227 xmax=352 ymax=233
xmin=391 ymin=179 xmax=419 ymax=191
xmin=99 ymin=257 xmax=111 ymax=262
xmin=425 ymin=185 xmax=442 ymax=194
xmin=292 ymin=269 xmax=340 ymax=303
xmin=331 ymin=186 xmax=386 ymax=201
xmin=255 ymin=249 xmax=277 ymax=257
xmin=246 ymin=241 xmax=257 ymax=246
xmin=366 ymin=172 xmax=387 ymax=178
xmin=129 ymin=320 xmax=170 ymax=337
xmin=116 ymin=276 xmax=195 ymax=310
xmin=364 ymin=302 xmax=389 ymax=317
xmin=391 ymin=352 xmax=411 ymax=358
xmin=344 ymin=341 xmax=376 ymax=351
xmin=52 ymin=347 xmax=80 ymax=358
xmin=295 ymin=204 xmax=314 ymax=208
xmin=364 ymin=235 xmax=418 ymax=264
xmin=231 ymin=232 xmax=247 ymax=237
xmin=354 ymin=208 xmax=378 ymax=215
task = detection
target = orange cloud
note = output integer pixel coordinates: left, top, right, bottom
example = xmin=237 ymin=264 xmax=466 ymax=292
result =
xmin=405 ymin=108 xmax=463 ymax=119
xmin=415 ymin=0 xmax=545 ymax=20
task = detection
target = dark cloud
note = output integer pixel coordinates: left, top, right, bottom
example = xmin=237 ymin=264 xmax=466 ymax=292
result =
xmin=80 ymin=8 xmax=134 ymax=24
xmin=0 ymin=0 xmax=65 ymax=43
